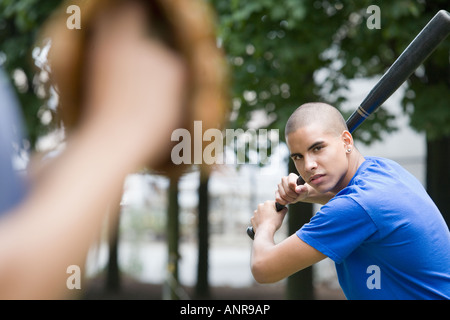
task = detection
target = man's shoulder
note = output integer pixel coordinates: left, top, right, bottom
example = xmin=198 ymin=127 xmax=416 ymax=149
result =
xmin=357 ymin=156 xmax=403 ymax=174
xmin=351 ymin=156 xmax=418 ymax=189
xmin=335 ymin=156 xmax=420 ymax=218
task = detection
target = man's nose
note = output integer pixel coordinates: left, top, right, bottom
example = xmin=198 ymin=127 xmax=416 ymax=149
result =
xmin=304 ymin=155 xmax=318 ymax=172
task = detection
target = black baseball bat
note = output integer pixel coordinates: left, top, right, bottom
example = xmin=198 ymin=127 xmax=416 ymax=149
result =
xmin=247 ymin=9 xmax=450 ymax=240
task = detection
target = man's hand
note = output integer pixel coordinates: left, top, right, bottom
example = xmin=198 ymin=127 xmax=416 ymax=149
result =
xmin=251 ymin=200 xmax=288 ymax=236
xmin=275 ymin=173 xmax=334 ymax=206
xmin=249 ymin=200 xmax=327 ymax=284
xmin=275 ymin=173 xmax=309 ymax=206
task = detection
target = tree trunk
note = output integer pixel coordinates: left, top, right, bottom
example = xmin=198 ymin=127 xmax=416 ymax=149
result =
xmin=286 ymin=160 xmax=314 ymax=300
xmin=164 ymin=176 xmax=180 ymax=300
xmin=195 ymin=169 xmax=210 ymax=299
xmin=426 ymin=136 xmax=450 ymax=228
xmin=106 ymin=203 xmax=121 ymax=292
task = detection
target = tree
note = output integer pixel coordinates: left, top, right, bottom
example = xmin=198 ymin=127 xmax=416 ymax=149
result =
xmin=286 ymin=160 xmax=314 ymax=299
xmin=164 ymin=176 xmax=181 ymax=300
xmin=404 ymin=4 xmax=450 ymax=226
xmin=106 ymin=201 xmax=122 ymax=292
xmin=195 ymin=169 xmax=211 ymax=298
xmin=210 ymin=0 xmax=397 ymax=140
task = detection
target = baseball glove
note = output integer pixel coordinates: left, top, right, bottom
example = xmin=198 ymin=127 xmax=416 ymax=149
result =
xmin=39 ymin=0 xmax=229 ymax=177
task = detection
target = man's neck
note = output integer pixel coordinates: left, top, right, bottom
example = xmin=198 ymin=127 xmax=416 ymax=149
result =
xmin=332 ymin=149 xmax=365 ymax=194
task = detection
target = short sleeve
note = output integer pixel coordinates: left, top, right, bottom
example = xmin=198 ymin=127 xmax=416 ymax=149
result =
xmin=296 ymin=196 xmax=378 ymax=264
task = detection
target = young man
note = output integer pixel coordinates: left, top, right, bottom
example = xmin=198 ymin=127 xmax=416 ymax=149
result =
xmin=250 ymin=102 xmax=450 ymax=299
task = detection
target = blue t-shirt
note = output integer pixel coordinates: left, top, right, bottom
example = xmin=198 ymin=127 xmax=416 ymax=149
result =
xmin=0 ymin=67 xmax=27 ymax=215
xmin=297 ymin=157 xmax=450 ymax=300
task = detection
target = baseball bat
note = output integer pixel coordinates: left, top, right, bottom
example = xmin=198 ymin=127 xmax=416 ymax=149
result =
xmin=247 ymin=9 xmax=450 ymax=240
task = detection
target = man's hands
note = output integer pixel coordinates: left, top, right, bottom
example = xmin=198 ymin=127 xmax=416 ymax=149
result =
xmin=275 ymin=173 xmax=310 ymax=206
xmin=249 ymin=174 xmax=308 ymax=238
xmin=249 ymin=199 xmax=327 ymax=284
xmin=276 ymin=173 xmax=334 ymax=207
xmin=248 ymin=174 xmax=329 ymax=283
xmin=250 ymin=201 xmax=287 ymax=238
xmin=250 ymin=173 xmax=335 ymax=238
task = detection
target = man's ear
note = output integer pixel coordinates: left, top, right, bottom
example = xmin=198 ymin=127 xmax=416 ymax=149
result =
xmin=341 ymin=130 xmax=354 ymax=152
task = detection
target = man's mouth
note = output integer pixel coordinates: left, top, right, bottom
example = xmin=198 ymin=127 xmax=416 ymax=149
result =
xmin=309 ymin=174 xmax=326 ymax=184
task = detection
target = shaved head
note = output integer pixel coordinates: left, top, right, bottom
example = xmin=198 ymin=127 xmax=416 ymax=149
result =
xmin=284 ymin=102 xmax=363 ymax=195
xmin=285 ymin=102 xmax=348 ymax=137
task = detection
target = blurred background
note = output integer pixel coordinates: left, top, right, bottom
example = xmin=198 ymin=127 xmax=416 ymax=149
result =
xmin=0 ymin=0 xmax=448 ymax=299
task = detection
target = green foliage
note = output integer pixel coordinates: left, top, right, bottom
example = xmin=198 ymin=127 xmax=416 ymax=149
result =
xmin=1 ymin=0 xmax=448 ymax=149
xmin=213 ymin=0 xmax=332 ymax=136
xmin=400 ymin=1 xmax=450 ymax=141
xmin=211 ymin=0 xmax=449 ymax=145
xmin=336 ymin=0 xmax=450 ymax=142
xmin=0 ymin=0 xmax=63 ymax=146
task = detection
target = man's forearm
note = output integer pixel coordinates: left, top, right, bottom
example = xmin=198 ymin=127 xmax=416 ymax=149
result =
xmin=250 ymin=225 xmax=278 ymax=284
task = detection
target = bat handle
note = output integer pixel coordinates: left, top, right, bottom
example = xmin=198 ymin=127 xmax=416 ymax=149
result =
xmin=247 ymin=176 xmax=305 ymax=240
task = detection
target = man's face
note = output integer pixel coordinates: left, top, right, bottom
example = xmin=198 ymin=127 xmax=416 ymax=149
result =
xmin=286 ymin=123 xmax=350 ymax=194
